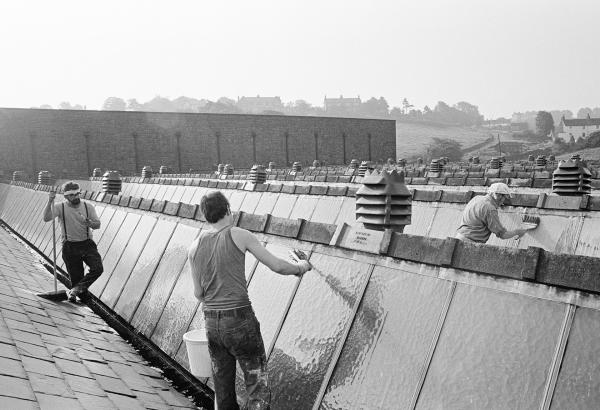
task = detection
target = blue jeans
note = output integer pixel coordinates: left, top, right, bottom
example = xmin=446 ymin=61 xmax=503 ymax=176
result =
xmin=204 ymin=306 xmax=270 ymax=410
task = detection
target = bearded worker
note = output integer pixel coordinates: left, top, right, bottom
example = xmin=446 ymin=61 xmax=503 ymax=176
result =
xmin=42 ymin=181 xmax=103 ymax=302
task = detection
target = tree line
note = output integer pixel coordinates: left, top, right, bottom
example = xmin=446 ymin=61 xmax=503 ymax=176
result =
xmin=35 ymin=95 xmax=485 ymax=127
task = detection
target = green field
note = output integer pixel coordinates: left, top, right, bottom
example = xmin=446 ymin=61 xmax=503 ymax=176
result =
xmin=395 ymin=121 xmax=495 ymax=159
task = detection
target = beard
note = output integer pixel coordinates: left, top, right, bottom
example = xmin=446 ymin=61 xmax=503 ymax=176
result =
xmin=69 ymin=198 xmax=81 ymax=205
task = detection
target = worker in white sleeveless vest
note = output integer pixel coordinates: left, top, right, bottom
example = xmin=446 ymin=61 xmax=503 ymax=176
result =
xmin=43 ymin=181 xmax=103 ymax=302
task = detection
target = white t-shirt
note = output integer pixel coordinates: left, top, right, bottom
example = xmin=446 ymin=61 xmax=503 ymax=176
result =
xmin=52 ymin=201 xmax=99 ymax=242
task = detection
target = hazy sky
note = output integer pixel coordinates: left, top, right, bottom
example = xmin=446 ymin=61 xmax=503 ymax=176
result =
xmin=1 ymin=0 xmax=598 ymax=118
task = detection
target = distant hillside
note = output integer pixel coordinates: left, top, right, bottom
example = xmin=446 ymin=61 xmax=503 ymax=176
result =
xmin=557 ymin=147 xmax=600 ymax=162
xmin=395 ymin=121 xmax=495 ymax=159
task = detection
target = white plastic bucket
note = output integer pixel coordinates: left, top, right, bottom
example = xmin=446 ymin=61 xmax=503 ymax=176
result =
xmin=183 ymin=328 xmax=212 ymax=378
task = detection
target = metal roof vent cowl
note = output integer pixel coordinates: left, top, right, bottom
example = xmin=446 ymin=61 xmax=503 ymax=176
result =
xmin=37 ymin=170 xmax=52 ymax=185
xmin=102 ymin=171 xmax=122 ymax=194
xmin=429 ymin=159 xmax=442 ymax=173
xmin=247 ymin=164 xmax=267 ymax=184
xmin=358 ymin=161 xmax=375 ymax=177
xmin=141 ymin=166 xmax=153 ymax=179
xmin=552 ymin=159 xmax=592 ymax=196
xmin=355 ymin=169 xmax=412 ymax=233
xmin=12 ymin=171 xmax=26 ymax=182
xmin=490 ymin=157 xmax=502 ymax=169
xmin=535 ymin=156 xmax=547 ymax=168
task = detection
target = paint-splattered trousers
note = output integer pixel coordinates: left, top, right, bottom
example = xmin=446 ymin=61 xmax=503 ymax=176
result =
xmin=204 ymin=305 xmax=270 ymax=410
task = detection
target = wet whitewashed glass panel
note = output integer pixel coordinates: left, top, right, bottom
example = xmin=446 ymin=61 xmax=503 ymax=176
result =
xmin=13 ymin=191 xmax=37 ymax=233
xmin=289 ymin=197 xmax=319 ymax=220
xmin=21 ymin=193 xmax=46 ymax=240
xmin=427 ymin=204 xmax=463 ymax=239
xmin=100 ymin=215 xmax=158 ymax=305
xmin=154 ymin=186 xmax=169 ymax=201
xmin=151 ymin=233 xmax=203 ymax=355
xmin=189 ymin=187 xmax=209 ymax=205
xmin=310 ymin=197 xmax=343 ymax=224
xmin=139 ymin=184 xmax=154 ymax=199
xmin=95 ymin=209 xmax=127 ymax=258
xmin=253 ymin=192 xmax=279 ymax=215
xmin=113 ymin=219 xmax=177 ymax=319
xmin=94 ymin=206 xmax=116 ymax=244
xmin=179 ymin=187 xmax=196 ymax=204
xmin=550 ymin=306 xmax=600 ymax=409
xmin=402 ymin=203 xmax=438 ymax=236
xmin=128 ymin=183 xmax=143 ymax=198
xmin=334 ymin=198 xmax=359 ymax=227
xmin=226 ymin=191 xmax=246 ymax=212
xmin=239 ymin=192 xmax=262 ymax=214
xmin=89 ymin=213 xmax=141 ymax=295
xmin=271 ymin=194 xmax=297 ymax=218
xmin=268 ymin=252 xmax=371 ymax=409
xmin=247 ymin=243 xmax=302 ymax=355
xmin=574 ymin=215 xmax=600 ymax=257
xmin=416 ymin=283 xmax=565 ymax=410
xmin=129 ymin=184 xmax=144 ymax=198
xmin=146 ymin=184 xmax=162 ymax=200
xmin=518 ymin=214 xmax=583 ymax=254
xmin=161 ymin=185 xmax=179 ymax=202
xmin=33 ymin=195 xmax=70 ymax=248
xmin=130 ymin=223 xmax=198 ymax=337
xmin=320 ymin=265 xmax=451 ymax=409
xmin=170 ymin=186 xmax=187 ymax=203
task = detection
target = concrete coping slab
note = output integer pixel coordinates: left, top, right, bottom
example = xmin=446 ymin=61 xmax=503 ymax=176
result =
xmin=162 ymin=201 xmax=180 ymax=216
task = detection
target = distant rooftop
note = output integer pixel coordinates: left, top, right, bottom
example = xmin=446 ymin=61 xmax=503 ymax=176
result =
xmin=562 ymin=114 xmax=600 ymax=127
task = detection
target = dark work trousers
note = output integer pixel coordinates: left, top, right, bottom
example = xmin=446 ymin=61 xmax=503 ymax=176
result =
xmin=204 ymin=306 xmax=270 ymax=410
xmin=61 ymin=239 xmax=104 ymax=291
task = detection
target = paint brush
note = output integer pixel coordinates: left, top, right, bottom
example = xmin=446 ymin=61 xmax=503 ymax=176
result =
xmin=521 ymin=214 xmax=540 ymax=230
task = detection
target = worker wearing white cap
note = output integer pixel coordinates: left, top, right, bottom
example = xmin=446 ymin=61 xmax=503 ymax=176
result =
xmin=456 ymin=182 xmax=536 ymax=243
xmin=43 ymin=181 xmax=103 ymax=302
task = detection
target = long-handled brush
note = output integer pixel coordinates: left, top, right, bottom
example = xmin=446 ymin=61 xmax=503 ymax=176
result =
xmin=37 ymin=205 xmax=67 ymax=301
xmin=521 ymin=214 xmax=540 ymax=230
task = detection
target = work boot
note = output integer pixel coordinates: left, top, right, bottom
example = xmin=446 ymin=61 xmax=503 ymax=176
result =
xmin=66 ymin=289 xmax=77 ymax=302
xmin=77 ymin=289 xmax=90 ymax=302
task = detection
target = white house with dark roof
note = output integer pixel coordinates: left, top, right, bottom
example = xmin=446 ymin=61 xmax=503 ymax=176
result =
xmin=557 ymin=113 xmax=600 ymax=141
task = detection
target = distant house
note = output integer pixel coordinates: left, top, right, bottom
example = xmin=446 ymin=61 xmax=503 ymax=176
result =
xmin=324 ymin=95 xmax=362 ymax=114
xmin=557 ymin=114 xmax=600 ymax=141
xmin=236 ymin=96 xmax=284 ymax=114
xmin=510 ymin=122 xmax=529 ymax=132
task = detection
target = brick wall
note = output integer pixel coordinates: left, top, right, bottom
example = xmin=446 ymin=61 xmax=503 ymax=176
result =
xmin=0 ymin=108 xmax=396 ymax=180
